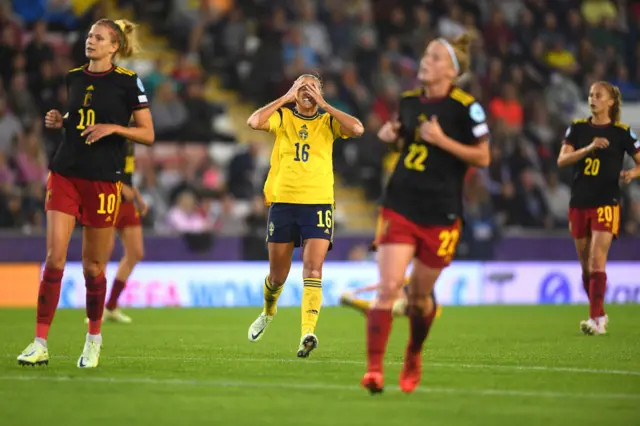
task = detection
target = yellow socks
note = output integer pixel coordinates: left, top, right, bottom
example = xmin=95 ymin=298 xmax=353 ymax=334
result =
xmin=263 ymin=276 xmax=283 ymax=317
xmin=301 ymin=278 xmax=322 ymax=336
xmin=349 ymin=298 xmax=371 ymax=315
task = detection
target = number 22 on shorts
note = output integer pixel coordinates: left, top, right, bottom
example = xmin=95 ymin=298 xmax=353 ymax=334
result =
xmin=437 ymin=229 xmax=460 ymax=258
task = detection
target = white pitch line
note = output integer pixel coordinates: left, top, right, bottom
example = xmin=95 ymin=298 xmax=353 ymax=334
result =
xmin=9 ymin=354 xmax=640 ymax=377
xmin=1 ymin=375 xmax=638 ymax=400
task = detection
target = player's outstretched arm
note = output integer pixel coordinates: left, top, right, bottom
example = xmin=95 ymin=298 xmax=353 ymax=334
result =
xmin=557 ymin=138 xmax=607 ymax=168
xmin=305 ymin=84 xmax=364 ymax=137
xmin=247 ymin=80 xmax=303 ymax=131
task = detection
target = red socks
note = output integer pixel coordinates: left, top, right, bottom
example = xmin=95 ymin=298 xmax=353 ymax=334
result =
xmin=86 ymin=273 xmax=107 ymax=335
xmin=589 ymin=271 xmax=607 ymax=319
xmin=582 ymin=272 xmax=590 ymax=297
xmin=366 ymin=309 xmax=393 ymax=373
xmin=408 ymin=309 xmax=436 ymax=354
xmin=35 ymin=267 xmax=64 ymax=339
xmin=106 ymin=279 xmax=126 ymax=311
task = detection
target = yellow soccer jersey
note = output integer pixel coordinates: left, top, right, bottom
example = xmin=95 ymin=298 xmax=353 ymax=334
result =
xmin=263 ymin=107 xmax=348 ymax=205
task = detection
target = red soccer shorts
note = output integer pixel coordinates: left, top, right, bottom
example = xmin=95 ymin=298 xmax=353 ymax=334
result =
xmin=115 ymin=200 xmax=141 ymax=230
xmin=373 ymin=207 xmax=462 ymax=269
xmin=568 ymin=205 xmax=620 ymax=240
xmin=45 ymin=172 xmax=122 ymax=228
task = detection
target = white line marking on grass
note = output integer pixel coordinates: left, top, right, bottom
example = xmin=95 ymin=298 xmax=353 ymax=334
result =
xmin=1 ymin=375 xmax=638 ymax=400
xmin=10 ymin=355 xmax=640 ymax=377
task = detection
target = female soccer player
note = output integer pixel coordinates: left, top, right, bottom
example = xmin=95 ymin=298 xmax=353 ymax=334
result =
xmin=104 ymin=141 xmax=147 ymax=323
xmin=17 ymin=19 xmax=154 ymax=368
xmin=362 ymin=33 xmax=491 ymax=394
xmin=340 ymin=278 xmax=442 ymax=319
xmin=245 ymin=74 xmax=364 ymax=357
xmin=557 ymin=81 xmax=640 ymax=336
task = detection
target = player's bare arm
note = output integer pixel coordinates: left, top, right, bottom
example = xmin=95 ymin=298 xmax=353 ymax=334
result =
xmin=557 ymin=137 xmax=608 ymax=168
xmin=45 ymin=110 xmax=64 ymax=129
xmin=304 ymin=83 xmax=364 ymax=137
xmin=247 ymin=80 xmax=303 ymax=131
xmin=620 ymin=152 xmax=640 ymax=184
xmin=81 ymin=108 xmax=154 ymax=146
xmin=420 ymin=116 xmax=490 ymax=167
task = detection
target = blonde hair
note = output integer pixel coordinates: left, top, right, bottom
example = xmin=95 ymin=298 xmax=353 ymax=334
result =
xmin=595 ymin=81 xmax=622 ymax=122
xmin=96 ymin=18 xmax=141 ymax=60
xmin=440 ymin=32 xmax=473 ymax=76
xmin=297 ymin=72 xmax=323 ymax=88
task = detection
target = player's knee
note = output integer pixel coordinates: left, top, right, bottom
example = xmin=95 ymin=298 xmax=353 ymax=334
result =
xmin=82 ymin=260 xmax=105 ymax=278
xmin=45 ymin=249 xmax=67 ymax=270
xmin=126 ymin=247 xmax=144 ymax=265
xmin=377 ymin=279 xmax=403 ymax=304
xmin=268 ymin=273 xmax=287 ymax=288
xmin=302 ymin=263 xmax=322 ymax=280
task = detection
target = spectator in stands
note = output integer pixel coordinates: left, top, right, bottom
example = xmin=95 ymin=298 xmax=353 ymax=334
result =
xmin=24 ymin=20 xmax=53 ymax=77
xmin=150 ymin=79 xmax=188 ymax=140
xmin=544 ymin=171 xmax=571 ymax=228
xmin=227 ymin=141 xmax=261 ymax=200
xmin=0 ymin=96 xmax=22 ymax=154
xmin=165 ymin=189 xmax=213 ymax=234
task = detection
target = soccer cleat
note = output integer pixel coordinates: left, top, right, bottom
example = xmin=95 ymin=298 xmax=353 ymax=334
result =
xmin=85 ymin=308 xmax=132 ymax=324
xmin=104 ymin=308 xmax=132 ymax=324
xmin=361 ymin=371 xmax=384 ymax=394
xmin=392 ymin=298 xmax=407 ymax=317
xmin=17 ymin=342 xmax=49 ymax=366
xmin=399 ymin=350 xmax=422 ymax=393
xmin=296 ymin=333 xmax=318 ymax=358
xmin=77 ymin=339 xmax=102 ymax=368
xmin=580 ymin=318 xmax=606 ymax=335
xmin=248 ymin=312 xmax=273 ymax=342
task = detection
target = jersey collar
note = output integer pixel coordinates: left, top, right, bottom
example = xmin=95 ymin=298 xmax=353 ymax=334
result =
xmin=292 ymin=107 xmax=320 ymax=120
xmin=82 ymin=63 xmax=116 ymax=77
xmin=420 ymin=85 xmax=454 ymax=103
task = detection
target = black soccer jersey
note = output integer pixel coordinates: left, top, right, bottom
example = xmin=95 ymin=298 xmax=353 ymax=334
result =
xmin=50 ymin=64 xmax=149 ymax=182
xmin=122 ymin=140 xmax=134 ymax=186
xmin=563 ymin=118 xmax=640 ymax=208
xmin=381 ymin=87 xmax=490 ymax=225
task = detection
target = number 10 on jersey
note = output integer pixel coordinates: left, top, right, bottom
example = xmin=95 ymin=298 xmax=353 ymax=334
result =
xmin=76 ymin=108 xmax=96 ymax=130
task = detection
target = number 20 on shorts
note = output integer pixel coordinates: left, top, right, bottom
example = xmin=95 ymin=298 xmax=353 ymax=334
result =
xmin=597 ymin=206 xmax=614 ymax=224
xmin=97 ymin=193 xmax=117 ymax=215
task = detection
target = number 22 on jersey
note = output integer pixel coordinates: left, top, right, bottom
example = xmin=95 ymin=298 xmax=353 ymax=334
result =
xmin=404 ymin=143 xmax=428 ymax=171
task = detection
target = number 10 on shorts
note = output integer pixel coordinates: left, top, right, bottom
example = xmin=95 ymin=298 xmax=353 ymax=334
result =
xmin=97 ymin=193 xmax=117 ymax=215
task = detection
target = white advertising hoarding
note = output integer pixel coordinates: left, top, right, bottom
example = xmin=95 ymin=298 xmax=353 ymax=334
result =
xmin=55 ymin=261 xmax=640 ymax=308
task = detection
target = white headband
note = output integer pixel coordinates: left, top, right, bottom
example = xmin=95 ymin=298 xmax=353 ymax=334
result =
xmin=438 ymin=38 xmax=460 ymax=74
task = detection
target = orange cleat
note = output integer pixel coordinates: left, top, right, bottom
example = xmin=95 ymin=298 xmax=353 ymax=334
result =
xmin=399 ymin=350 xmax=422 ymax=393
xmin=361 ymin=371 xmax=384 ymax=394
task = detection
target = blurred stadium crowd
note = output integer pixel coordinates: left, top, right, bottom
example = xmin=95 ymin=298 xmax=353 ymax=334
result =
xmin=1 ymin=0 xmax=640 ymax=245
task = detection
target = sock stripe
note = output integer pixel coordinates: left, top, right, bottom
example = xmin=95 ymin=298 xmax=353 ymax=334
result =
xmin=303 ymin=282 xmax=322 ymax=288
xmin=304 ymin=278 xmax=322 ymax=283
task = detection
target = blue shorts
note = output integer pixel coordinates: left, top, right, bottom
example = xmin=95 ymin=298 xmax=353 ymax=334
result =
xmin=266 ymin=203 xmax=334 ymax=250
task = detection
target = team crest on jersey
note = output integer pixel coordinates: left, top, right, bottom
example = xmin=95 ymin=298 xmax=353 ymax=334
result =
xmin=469 ymin=102 xmax=486 ymax=123
xmin=298 ymin=124 xmax=309 ymax=141
xmin=83 ymin=85 xmax=94 ymax=107
xmin=269 ymin=221 xmax=275 ymax=236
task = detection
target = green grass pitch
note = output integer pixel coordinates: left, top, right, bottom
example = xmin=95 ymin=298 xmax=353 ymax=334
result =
xmin=1 ymin=305 xmax=639 ymax=426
